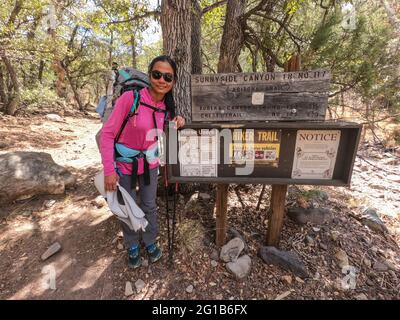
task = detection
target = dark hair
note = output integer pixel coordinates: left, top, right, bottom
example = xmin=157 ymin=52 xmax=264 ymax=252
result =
xmin=148 ymin=55 xmax=177 ymax=118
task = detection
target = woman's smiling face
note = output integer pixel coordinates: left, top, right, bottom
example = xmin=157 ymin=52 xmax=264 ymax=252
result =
xmin=149 ymin=61 xmax=175 ymax=97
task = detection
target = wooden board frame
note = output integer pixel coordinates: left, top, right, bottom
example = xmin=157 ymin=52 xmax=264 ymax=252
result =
xmin=167 ymin=121 xmax=362 ymax=186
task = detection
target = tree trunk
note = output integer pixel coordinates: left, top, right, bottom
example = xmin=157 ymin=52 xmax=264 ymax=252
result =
xmin=64 ymin=65 xmax=84 ymax=111
xmin=217 ymin=0 xmax=246 ymax=73
xmin=191 ymin=0 xmax=202 ymax=75
xmin=38 ymin=60 xmax=45 ymax=83
xmin=48 ymin=28 xmax=67 ymax=98
xmin=108 ymin=31 xmax=114 ymax=67
xmin=0 ymin=63 xmax=7 ymax=107
xmin=131 ymin=36 xmax=137 ymax=68
xmin=2 ymin=56 xmax=20 ymax=116
xmin=161 ymin=0 xmax=192 ymax=122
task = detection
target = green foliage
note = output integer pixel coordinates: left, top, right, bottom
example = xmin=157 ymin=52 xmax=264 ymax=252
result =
xmin=20 ymin=86 xmax=60 ymax=109
xmin=0 ymin=0 xmax=398 ymax=119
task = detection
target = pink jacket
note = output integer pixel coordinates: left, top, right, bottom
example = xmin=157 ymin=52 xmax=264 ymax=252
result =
xmin=100 ymin=87 xmax=168 ymax=176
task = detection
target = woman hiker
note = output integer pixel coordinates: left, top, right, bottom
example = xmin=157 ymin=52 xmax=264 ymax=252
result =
xmin=100 ymin=55 xmax=185 ymax=268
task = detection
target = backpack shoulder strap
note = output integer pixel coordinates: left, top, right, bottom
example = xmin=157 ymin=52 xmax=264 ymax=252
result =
xmin=114 ymin=90 xmax=140 ymax=144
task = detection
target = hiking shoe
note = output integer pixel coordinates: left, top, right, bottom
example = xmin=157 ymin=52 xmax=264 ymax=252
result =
xmin=128 ymin=245 xmax=141 ymax=269
xmin=146 ymin=243 xmax=162 ymax=263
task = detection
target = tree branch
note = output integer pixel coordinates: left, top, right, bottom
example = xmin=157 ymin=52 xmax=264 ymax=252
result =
xmin=202 ymin=0 xmax=228 ymax=15
xmin=243 ymin=23 xmax=284 ymax=68
xmin=252 ymin=13 xmax=304 ymax=44
xmin=106 ymin=11 xmax=160 ymax=25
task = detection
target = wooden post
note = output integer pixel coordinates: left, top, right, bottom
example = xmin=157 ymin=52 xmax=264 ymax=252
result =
xmin=215 ymin=184 xmax=228 ymax=247
xmin=266 ymin=184 xmax=288 ymax=247
xmin=266 ymin=53 xmax=300 ymax=247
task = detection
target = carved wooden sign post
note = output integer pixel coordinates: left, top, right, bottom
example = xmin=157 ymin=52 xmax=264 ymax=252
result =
xmin=167 ymin=68 xmax=361 ymax=248
xmin=191 ymin=70 xmax=330 ymax=122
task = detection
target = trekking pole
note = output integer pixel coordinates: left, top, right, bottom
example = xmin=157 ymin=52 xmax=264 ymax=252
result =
xmin=163 ymin=165 xmax=172 ymax=268
xmin=169 ymin=182 xmax=179 ymax=267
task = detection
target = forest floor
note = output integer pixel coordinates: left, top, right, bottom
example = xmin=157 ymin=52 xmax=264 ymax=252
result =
xmin=0 ymin=109 xmax=399 ymax=300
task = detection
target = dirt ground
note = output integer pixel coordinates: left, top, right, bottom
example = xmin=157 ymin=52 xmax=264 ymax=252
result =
xmin=0 ymin=111 xmax=399 ymax=300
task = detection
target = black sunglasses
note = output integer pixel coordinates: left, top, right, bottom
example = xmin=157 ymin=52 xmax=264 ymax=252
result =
xmin=151 ymin=70 xmax=174 ymax=83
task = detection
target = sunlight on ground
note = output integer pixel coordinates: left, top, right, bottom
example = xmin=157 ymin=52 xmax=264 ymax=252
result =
xmin=89 ymin=213 xmax=113 ymax=227
xmin=71 ymin=256 xmax=113 ymax=292
xmin=10 ymin=254 xmax=73 ymax=299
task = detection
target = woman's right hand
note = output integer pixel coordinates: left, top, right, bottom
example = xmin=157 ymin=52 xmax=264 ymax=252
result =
xmin=104 ymin=173 xmax=119 ymax=192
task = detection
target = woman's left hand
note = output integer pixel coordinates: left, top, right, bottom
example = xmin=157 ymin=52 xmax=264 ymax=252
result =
xmin=172 ymin=116 xmax=185 ymax=129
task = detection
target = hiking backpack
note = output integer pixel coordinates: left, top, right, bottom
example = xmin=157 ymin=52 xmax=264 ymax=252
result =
xmin=100 ymin=67 xmax=150 ymax=123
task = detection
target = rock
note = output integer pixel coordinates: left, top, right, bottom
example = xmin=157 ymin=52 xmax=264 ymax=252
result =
xmin=369 ymin=184 xmax=386 ymax=190
xmin=373 ymin=262 xmax=388 ymax=272
xmin=361 ymin=208 xmax=389 ymax=234
xmin=0 ymin=142 xmax=8 ymax=149
xmin=226 ymin=255 xmax=251 ymax=279
xmin=334 ymin=249 xmax=349 ymax=269
xmin=21 ymin=210 xmax=32 ymax=217
xmin=295 ymin=276 xmax=305 ymax=283
xmin=313 ymin=272 xmax=321 ymax=281
xmin=363 ymin=258 xmax=372 ymax=268
xmin=228 ymin=228 xmax=248 ymax=251
xmin=275 ymin=290 xmax=292 ymax=300
xmin=92 ymin=196 xmax=106 ymax=208
xmin=211 ymin=260 xmax=218 ymax=268
xmin=215 ymin=294 xmax=223 ymax=300
xmin=186 ymin=285 xmax=194 ymax=294
xmin=331 ymin=231 xmax=340 ymax=241
xmin=142 ymin=259 xmax=149 ymax=268
xmin=360 ymin=165 xmax=369 ymax=172
xmin=388 ymin=270 xmax=397 ymax=279
xmin=0 ymin=152 xmax=76 ymax=205
xmin=220 ymin=237 xmax=245 ymax=262
xmin=287 ymin=208 xmax=332 ymax=225
xmin=386 ymin=174 xmax=400 ymax=183
xmin=305 ymin=236 xmax=314 ymax=246
xmin=125 ymin=281 xmax=134 ymax=296
xmin=318 ymin=191 xmax=329 ymax=201
xmin=355 ymin=293 xmax=368 ymax=300
xmin=184 ymin=193 xmax=202 ymax=213
xmin=45 ymin=114 xmax=63 ymax=122
xmin=41 ymin=242 xmax=62 ymax=261
xmin=44 ymin=199 xmax=56 ymax=208
xmin=117 ymin=243 xmax=124 ymax=250
xmin=259 ymin=246 xmax=309 ymax=278
xmin=319 ymin=243 xmax=328 ymax=251
xmin=366 ymin=279 xmax=374 ymax=286
xmin=210 ymin=249 xmax=219 ymax=261
xmin=135 ymin=279 xmax=146 ymax=293
xmin=384 ymin=260 xmax=398 ymax=272
xmin=312 ymin=227 xmax=321 ymax=232
xmin=199 ymin=193 xmax=211 ymax=200
xmin=282 ymin=275 xmax=292 ymax=284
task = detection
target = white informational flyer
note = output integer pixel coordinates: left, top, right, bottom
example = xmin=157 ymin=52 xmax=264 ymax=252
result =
xmin=291 ymin=130 xmax=341 ymax=179
xmin=178 ymin=129 xmax=218 ymax=177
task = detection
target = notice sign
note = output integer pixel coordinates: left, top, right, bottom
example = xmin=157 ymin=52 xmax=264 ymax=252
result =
xmin=229 ymin=130 xmax=281 ymax=166
xmin=292 ymin=130 xmax=341 ymax=179
xmin=178 ymin=129 xmax=218 ymax=177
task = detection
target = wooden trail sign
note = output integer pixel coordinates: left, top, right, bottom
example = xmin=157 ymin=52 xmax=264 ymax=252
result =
xmin=168 ymin=122 xmax=361 ymax=186
xmin=191 ymin=70 xmax=330 ymax=122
